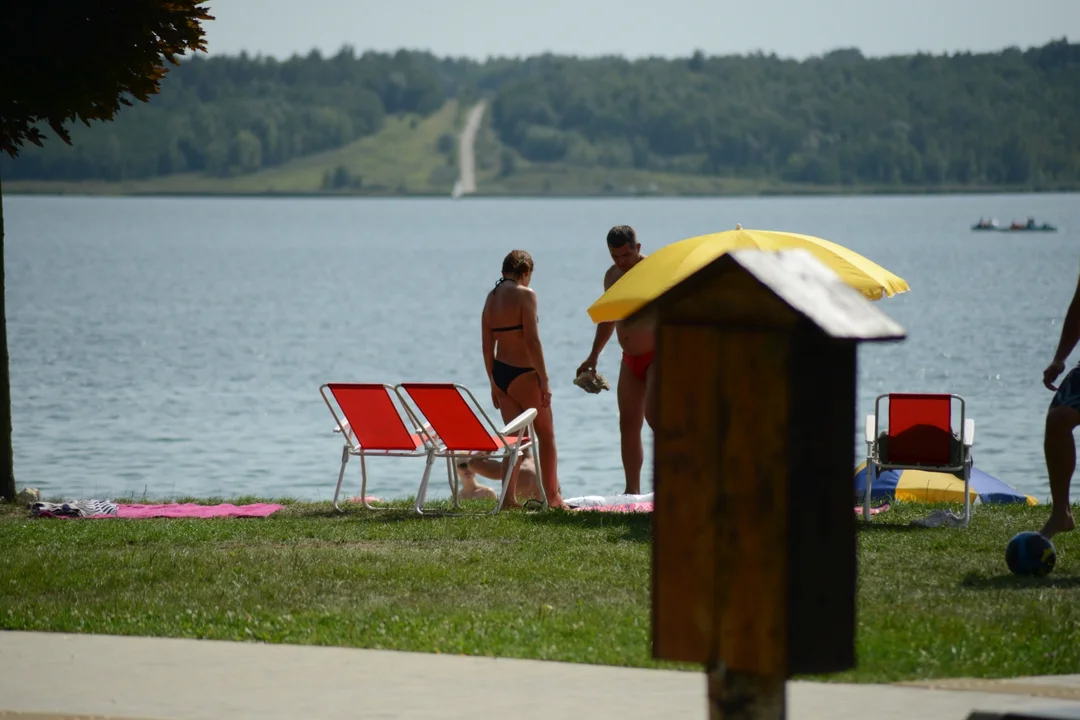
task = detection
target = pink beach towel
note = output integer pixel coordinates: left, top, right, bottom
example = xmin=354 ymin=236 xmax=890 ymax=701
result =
xmin=574 ymin=501 xmax=893 ymax=515
xmin=574 ymin=502 xmax=891 ymax=515
xmin=575 ymin=501 xmax=653 ymax=513
xmin=115 ymin=503 xmax=284 ymax=519
xmin=566 ymin=492 xmax=654 ymax=513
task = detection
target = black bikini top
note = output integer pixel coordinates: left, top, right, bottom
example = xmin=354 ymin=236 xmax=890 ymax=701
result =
xmin=490 ymin=277 xmax=533 ymax=333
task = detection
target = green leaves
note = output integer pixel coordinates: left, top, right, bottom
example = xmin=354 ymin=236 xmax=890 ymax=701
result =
xmin=0 ymin=1 xmax=214 ymax=158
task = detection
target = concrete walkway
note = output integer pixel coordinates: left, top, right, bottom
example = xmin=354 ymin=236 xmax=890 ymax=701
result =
xmin=1 ymin=631 xmax=1079 ymax=720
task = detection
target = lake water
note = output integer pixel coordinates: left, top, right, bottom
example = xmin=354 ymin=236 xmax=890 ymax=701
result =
xmin=4 ymin=192 xmax=1078 ymax=503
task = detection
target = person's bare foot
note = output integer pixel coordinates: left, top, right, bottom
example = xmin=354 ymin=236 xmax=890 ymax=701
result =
xmin=1039 ymin=511 xmax=1076 ymax=540
xmin=545 ymin=495 xmax=570 ymax=511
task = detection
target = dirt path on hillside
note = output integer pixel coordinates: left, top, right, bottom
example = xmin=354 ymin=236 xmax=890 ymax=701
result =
xmin=456 ymin=101 xmax=486 ymax=196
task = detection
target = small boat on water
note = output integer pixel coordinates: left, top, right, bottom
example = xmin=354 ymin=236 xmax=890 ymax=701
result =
xmin=972 ymin=217 xmax=1057 ymax=232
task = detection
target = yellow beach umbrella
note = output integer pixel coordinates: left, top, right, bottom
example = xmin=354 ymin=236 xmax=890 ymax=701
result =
xmin=586 ymin=224 xmax=911 ymax=323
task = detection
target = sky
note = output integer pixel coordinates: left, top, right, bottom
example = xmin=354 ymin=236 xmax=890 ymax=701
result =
xmin=200 ymin=0 xmax=1079 ymax=62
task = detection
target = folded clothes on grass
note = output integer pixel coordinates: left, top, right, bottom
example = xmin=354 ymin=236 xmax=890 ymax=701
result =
xmin=30 ymin=500 xmax=118 ymax=518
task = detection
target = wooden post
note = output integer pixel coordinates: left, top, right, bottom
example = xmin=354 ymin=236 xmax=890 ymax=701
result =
xmin=707 ymin=664 xmax=786 ymax=720
xmin=640 ymin=250 xmax=906 ymax=719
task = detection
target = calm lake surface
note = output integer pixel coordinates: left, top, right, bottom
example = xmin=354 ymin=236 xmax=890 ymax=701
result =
xmin=4 ymin=192 xmax=1078 ymax=503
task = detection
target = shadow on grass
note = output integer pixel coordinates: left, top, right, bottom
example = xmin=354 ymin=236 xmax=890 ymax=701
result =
xmin=960 ymin=573 xmax=1080 ymax=589
xmin=524 ymin=509 xmax=652 ymax=542
xmin=856 ymin=521 xmax=930 ymax=533
xmin=297 ymin=499 xmax=653 ymax=540
xmin=311 ymin=508 xmax=427 ymax=522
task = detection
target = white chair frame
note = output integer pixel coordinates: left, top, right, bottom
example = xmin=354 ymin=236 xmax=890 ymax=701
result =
xmin=320 ymin=383 xmax=438 ymax=513
xmin=394 ymin=383 xmax=543 ymax=516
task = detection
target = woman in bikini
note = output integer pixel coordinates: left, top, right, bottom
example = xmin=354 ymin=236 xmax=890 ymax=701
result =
xmin=481 ymin=250 xmax=566 ymax=510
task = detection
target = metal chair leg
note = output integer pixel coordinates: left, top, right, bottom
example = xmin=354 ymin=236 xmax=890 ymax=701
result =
xmin=962 ymin=460 xmax=972 ymax=527
xmin=414 ymin=452 xmax=437 ymax=515
xmin=863 ymin=461 xmax=875 ymax=522
xmin=491 ymin=448 xmax=522 ymax=515
xmin=358 ymin=455 xmax=386 ymax=511
xmin=530 ymin=424 xmax=548 ymax=511
xmin=333 ymin=445 xmax=349 ymax=513
xmin=447 ymin=455 xmax=461 ymax=510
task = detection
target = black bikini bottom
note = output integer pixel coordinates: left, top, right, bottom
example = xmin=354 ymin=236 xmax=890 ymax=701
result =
xmin=492 ymin=359 xmax=534 ymax=393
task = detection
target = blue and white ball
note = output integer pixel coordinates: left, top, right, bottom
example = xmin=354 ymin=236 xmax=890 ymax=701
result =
xmin=1005 ymin=531 xmax=1056 ymax=576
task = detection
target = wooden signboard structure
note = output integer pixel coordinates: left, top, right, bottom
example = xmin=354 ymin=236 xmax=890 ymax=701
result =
xmin=629 ymin=249 xmax=907 ymax=719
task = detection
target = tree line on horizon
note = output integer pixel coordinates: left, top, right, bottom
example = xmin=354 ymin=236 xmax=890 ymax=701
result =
xmin=2 ymin=39 xmax=1078 ymax=188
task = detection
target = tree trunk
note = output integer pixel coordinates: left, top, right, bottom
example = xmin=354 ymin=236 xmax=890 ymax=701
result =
xmin=0 ymin=173 xmax=14 ymax=503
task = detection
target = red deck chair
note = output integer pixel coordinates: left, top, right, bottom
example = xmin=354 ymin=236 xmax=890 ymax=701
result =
xmin=395 ymin=382 xmax=540 ymax=515
xmin=320 ymin=383 xmax=437 ymax=512
xmin=863 ymin=392 xmax=976 ymax=526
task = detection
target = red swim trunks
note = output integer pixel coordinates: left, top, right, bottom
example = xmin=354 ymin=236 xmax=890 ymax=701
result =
xmin=622 ymin=350 xmax=655 ymax=382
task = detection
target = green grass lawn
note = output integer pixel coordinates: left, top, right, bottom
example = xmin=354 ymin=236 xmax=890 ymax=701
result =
xmin=0 ymin=498 xmax=1076 ymax=683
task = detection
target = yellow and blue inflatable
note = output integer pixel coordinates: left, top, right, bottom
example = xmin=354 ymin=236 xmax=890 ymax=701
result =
xmin=853 ymin=461 xmax=1038 ymax=506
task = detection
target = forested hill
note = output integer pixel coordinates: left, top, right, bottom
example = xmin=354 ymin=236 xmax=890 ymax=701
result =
xmin=3 ymin=39 xmax=1079 ymax=192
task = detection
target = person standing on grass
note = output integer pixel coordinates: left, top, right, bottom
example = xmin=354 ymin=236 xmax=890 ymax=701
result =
xmin=576 ymin=225 xmax=656 ymax=496
xmin=481 ymin=249 xmax=567 ymax=510
xmin=1040 ymin=264 xmax=1080 ymax=539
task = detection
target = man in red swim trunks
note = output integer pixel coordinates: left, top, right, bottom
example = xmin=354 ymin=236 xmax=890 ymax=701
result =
xmin=577 ymin=225 xmax=655 ymax=495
